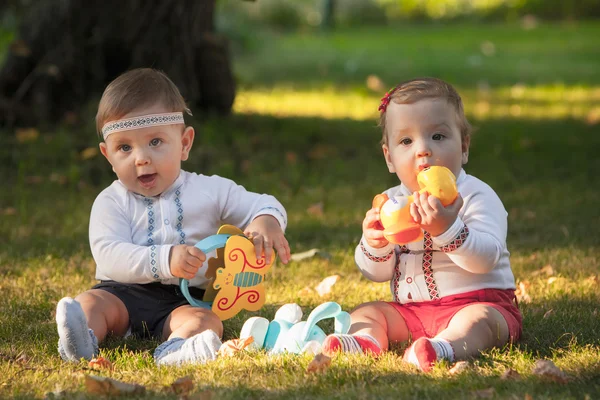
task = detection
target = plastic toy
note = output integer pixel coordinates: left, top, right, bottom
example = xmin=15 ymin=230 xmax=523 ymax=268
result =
xmin=180 ymin=225 xmax=274 ymax=321
xmin=239 ymin=302 xmax=351 ymax=355
xmin=373 ymin=166 xmax=458 ymax=245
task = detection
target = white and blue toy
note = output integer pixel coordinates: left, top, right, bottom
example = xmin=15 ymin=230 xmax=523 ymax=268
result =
xmin=239 ymin=302 xmax=351 ymax=355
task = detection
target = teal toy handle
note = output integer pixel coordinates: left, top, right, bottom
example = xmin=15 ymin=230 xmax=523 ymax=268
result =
xmin=179 ymin=234 xmax=232 ymax=308
xmin=301 ymin=302 xmax=350 ymax=342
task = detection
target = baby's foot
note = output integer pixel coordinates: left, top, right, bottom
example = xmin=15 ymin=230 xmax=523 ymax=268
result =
xmin=154 ymin=329 xmax=222 ymax=366
xmin=403 ymin=337 xmax=455 ymax=372
xmin=56 ymin=297 xmax=98 ymax=362
xmin=321 ymin=334 xmax=382 ymax=357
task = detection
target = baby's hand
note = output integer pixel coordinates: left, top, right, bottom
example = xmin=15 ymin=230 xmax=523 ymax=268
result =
xmin=410 ymin=192 xmax=464 ymax=237
xmin=362 ymin=207 xmax=389 ymax=248
xmin=169 ymin=245 xmax=206 ymax=280
xmin=244 ymin=215 xmax=291 ymax=265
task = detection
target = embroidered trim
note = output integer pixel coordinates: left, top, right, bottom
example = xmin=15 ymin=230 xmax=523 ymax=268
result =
xmin=174 ymin=189 xmax=186 ymax=245
xmin=440 ymin=225 xmax=470 ymax=252
xmin=391 ymin=245 xmax=410 ymax=302
xmin=102 ymin=112 xmax=184 ymax=139
xmin=256 ymin=206 xmax=287 ymax=226
xmin=144 ymin=198 xmax=159 ymax=280
xmin=360 ymin=240 xmax=394 ymax=263
xmin=422 ymin=232 xmax=440 ymax=300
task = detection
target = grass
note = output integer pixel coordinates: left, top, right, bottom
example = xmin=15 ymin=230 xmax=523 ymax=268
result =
xmin=1 ymin=21 xmax=600 ymax=399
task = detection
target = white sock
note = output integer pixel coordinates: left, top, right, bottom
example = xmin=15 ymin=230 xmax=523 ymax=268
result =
xmin=154 ymin=330 xmax=222 ymax=366
xmin=56 ymin=297 xmax=98 ymax=362
xmin=429 ymin=338 xmax=455 ymax=362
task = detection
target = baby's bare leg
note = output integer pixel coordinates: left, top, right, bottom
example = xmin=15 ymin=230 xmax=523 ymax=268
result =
xmin=75 ymin=289 xmax=129 ymax=342
xmin=349 ymin=301 xmax=411 ymax=350
xmin=437 ymin=304 xmax=509 ymax=359
xmin=153 ymin=305 xmax=223 ymax=366
xmin=162 ymin=305 xmax=223 ymax=340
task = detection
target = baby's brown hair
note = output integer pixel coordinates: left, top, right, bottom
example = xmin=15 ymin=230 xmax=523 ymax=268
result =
xmin=378 ymin=77 xmax=471 ymax=146
xmin=96 ymin=68 xmax=191 ymax=137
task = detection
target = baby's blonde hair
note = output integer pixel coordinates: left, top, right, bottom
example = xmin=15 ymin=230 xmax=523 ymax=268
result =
xmin=378 ymin=77 xmax=471 ymax=146
xmin=95 ymin=68 xmax=191 ymax=137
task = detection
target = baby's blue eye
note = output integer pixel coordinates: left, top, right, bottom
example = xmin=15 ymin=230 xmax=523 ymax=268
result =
xmin=119 ymin=144 xmax=132 ymax=152
xmin=400 ymin=138 xmax=412 ymax=145
xmin=432 ymin=133 xmax=445 ymax=140
xmin=150 ymin=138 xmax=161 ymax=146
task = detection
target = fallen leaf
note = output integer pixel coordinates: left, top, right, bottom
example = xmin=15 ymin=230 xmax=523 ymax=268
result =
xmin=307 ymin=353 xmax=331 ymax=373
xmin=585 ymin=275 xmax=599 ymax=286
xmin=532 ymin=265 xmax=554 ymax=277
xmin=532 ymin=359 xmax=569 ymax=383
xmin=290 ymin=248 xmax=331 ymax=262
xmin=515 ymin=280 xmax=531 ymax=303
xmin=500 ymin=368 xmax=521 ymax=380
xmin=88 ymin=356 xmax=113 ymax=371
xmin=170 ymin=376 xmax=194 ymax=395
xmin=472 ymin=387 xmax=495 ymax=398
xmin=84 ymin=375 xmax=145 ymax=395
xmin=2 ymin=207 xmax=17 ymax=216
xmin=49 ymin=173 xmax=67 ymax=185
xmin=285 ymin=151 xmax=297 ymax=165
xmin=80 ymin=147 xmax=98 ymax=160
xmin=449 ymin=361 xmax=469 ymax=375
xmin=315 ymin=275 xmax=340 ymax=297
xmin=218 ymin=336 xmax=254 ymax=357
xmin=15 ymin=128 xmax=39 ymax=143
xmin=524 ymin=394 xmax=533 ymax=400
xmin=366 ymin=74 xmax=385 ymax=92
xmin=543 ymin=309 xmax=555 ymax=319
xmin=307 ymin=202 xmax=324 ymax=217
xmin=297 ymin=286 xmax=313 ymax=296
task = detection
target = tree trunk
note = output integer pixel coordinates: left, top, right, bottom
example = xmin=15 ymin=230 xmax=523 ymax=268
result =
xmin=0 ymin=0 xmax=235 ymax=128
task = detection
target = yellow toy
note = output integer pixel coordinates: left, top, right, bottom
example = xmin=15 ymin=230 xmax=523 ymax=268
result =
xmin=372 ymin=166 xmax=458 ymax=245
xmin=180 ymin=225 xmax=274 ymax=320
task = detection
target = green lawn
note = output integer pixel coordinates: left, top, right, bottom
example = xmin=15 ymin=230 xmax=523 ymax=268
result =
xmin=1 ymin=22 xmax=599 ymax=399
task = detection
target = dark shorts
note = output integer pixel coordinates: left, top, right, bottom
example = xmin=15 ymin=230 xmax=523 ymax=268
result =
xmin=92 ymin=281 xmax=205 ymax=340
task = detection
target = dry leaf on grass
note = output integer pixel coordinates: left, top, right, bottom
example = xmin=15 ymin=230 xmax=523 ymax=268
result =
xmin=84 ymin=375 xmax=145 ymax=395
xmin=307 ymin=202 xmax=324 ymax=217
xmin=297 ymin=286 xmax=313 ymax=296
xmin=218 ymin=337 xmax=254 ymax=358
xmin=307 ymin=353 xmax=331 ymax=373
xmin=531 ymin=264 xmax=554 ymax=277
xmin=315 ymin=275 xmax=340 ymax=297
xmin=515 ymin=280 xmax=531 ymax=303
xmin=585 ymin=275 xmax=599 ymax=285
xmin=170 ymin=376 xmax=194 ymax=395
xmin=500 ymin=368 xmax=521 ymax=380
xmin=543 ymin=309 xmax=555 ymax=319
xmin=290 ymin=248 xmax=331 ymax=262
xmin=532 ymin=360 xmax=569 ymax=383
xmin=88 ymin=356 xmax=113 ymax=371
xmin=448 ymin=361 xmax=469 ymax=375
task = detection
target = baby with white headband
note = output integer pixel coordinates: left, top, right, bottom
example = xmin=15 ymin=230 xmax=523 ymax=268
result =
xmin=55 ymin=68 xmax=291 ymax=366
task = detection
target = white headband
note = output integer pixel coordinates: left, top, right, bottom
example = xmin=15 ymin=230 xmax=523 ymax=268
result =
xmin=101 ymin=112 xmax=185 ymax=140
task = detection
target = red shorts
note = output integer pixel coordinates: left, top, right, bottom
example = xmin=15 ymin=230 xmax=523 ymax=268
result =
xmin=387 ymin=288 xmax=522 ymax=341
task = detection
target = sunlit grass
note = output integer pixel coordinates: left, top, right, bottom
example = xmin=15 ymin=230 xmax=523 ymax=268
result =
xmin=234 ymin=84 xmax=600 ymax=123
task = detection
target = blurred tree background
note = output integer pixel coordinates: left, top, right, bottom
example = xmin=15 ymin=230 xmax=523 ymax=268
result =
xmin=1 ymin=0 xmax=599 ymax=128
